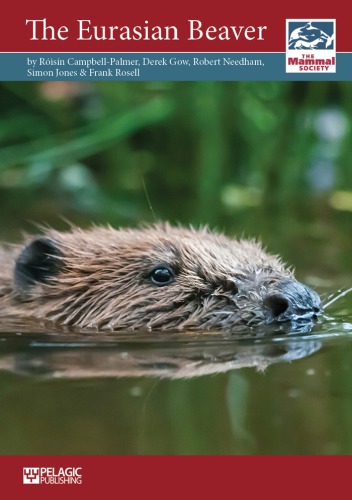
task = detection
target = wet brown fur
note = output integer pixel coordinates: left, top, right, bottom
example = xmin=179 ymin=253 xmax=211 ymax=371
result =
xmin=0 ymin=224 xmax=293 ymax=331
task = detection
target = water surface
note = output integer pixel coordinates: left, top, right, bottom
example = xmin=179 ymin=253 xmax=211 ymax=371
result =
xmin=1 ymin=303 xmax=352 ymax=455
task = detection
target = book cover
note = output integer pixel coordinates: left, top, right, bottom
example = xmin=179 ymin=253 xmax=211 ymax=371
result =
xmin=0 ymin=0 xmax=351 ymax=498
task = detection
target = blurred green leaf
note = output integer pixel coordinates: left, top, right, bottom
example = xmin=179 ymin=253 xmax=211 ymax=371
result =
xmin=0 ymin=97 xmax=173 ymax=169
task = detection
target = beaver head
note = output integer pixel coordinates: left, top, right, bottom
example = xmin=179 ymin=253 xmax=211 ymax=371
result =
xmin=9 ymin=224 xmax=321 ymax=331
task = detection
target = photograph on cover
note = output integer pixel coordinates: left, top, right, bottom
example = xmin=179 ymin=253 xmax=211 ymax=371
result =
xmin=0 ymin=80 xmax=351 ymax=455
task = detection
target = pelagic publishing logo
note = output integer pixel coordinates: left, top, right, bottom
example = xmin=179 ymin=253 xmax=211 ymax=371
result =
xmin=286 ymin=19 xmax=336 ymax=73
xmin=23 ymin=468 xmax=40 ymax=484
xmin=23 ymin=467 xmax=82 ymax=485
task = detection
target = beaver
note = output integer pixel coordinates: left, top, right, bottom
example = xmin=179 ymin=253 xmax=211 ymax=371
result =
xmin=0 ymin=224 xmax=322 ymax=331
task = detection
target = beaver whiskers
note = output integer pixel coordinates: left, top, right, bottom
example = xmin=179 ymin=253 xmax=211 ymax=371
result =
xmin=322 ymin=286 xmax=352 ymax=309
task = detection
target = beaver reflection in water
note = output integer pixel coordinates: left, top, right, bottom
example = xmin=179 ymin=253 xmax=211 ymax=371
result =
xmin=0 ymin=224 xmax=322 ymax=331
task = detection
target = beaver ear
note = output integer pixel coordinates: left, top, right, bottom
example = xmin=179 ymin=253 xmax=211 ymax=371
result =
xmin=14 ymin=238 xmax=61 ymax=293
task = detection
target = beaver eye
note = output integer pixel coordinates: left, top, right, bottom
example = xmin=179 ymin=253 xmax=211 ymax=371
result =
xmin=150 ymin=267 xmax=175 ymax=286
xmin=223 ymin=279 xmax=239 ymax=294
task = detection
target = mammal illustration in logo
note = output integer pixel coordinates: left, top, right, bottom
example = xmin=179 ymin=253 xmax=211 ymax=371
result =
xmin=288 ymin=22 xmax=334 ymax=50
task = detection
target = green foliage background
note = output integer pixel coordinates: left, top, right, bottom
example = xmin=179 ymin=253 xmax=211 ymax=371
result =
xmin=0 ymin=81 xmax=350 ymax=228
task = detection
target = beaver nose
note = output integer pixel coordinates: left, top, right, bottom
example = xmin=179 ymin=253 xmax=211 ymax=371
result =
xmin=263 ymin=279 xmax=322 ymax=323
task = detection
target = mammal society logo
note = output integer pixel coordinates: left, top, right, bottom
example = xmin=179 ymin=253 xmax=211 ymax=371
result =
xmin=23 ymin=467 xmax=82 ymax=485
xmin=286 ymin=19 xmax=336 ymax=73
